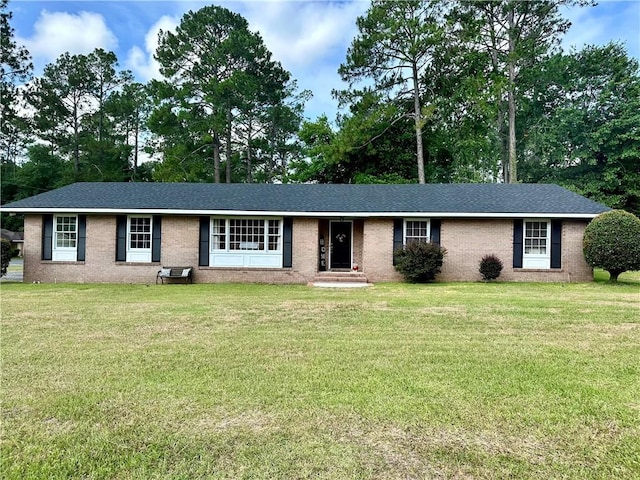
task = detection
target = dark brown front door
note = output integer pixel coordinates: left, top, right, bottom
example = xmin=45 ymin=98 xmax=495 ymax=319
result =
xmin=330 ymin=221 xmax=352 ymax=269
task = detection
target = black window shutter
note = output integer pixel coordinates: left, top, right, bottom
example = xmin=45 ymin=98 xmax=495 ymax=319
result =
xmin=77 ymin=215 xmax=86 ymax=261
xmin=152 ymin=216 xmax=162 ymax=263
xmin=513 ymin=219 xmax=523 ymax=268
xmin=393 ymin=219 xmax=403 ymax=266
xmin=550 ymin=219 xmax=562 ymax=269
xmin=283 ymin=217 xmax=293 ymax=268
xmin=116 ymin=215 xmax=127 ymax=262
xmin=430 ymin=219 xmax=441 ymax=246
xmin=42 ymin=214 xmax=53 ymax=260
xmin=199 ymin=216 xmax=210 ymax=267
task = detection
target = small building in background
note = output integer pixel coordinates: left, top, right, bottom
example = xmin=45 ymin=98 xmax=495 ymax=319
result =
xmin=0 ymin=229 xmax=24 ymax=257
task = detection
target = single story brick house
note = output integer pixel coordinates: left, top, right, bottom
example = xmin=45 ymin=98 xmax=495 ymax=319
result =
xmin=0 ymin=182 xmax=610 ymax=284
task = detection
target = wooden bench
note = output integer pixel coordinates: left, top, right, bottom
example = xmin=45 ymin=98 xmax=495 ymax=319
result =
xmin=156 ymin=266 xmax=193 ymax=284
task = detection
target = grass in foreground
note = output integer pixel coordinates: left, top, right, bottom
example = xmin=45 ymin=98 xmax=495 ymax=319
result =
xmin=1 ymin=278 xmax=639 ymax=479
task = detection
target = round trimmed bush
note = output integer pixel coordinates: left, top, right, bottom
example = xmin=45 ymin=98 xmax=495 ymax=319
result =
xmin=583 ymin=210 xmax=640 ymax=282
xmin=479 ymin=254 xmax=503 ymax=281
xmin=394 ymin=241 xmax=447 ymax=283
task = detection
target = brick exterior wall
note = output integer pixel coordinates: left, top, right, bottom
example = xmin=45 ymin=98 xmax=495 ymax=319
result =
xmin=24 ymin=215 xmax=316 ymax=284
xmin=22 ymin=214 xmax=593 ymax=284
xmin=362 ymin=218 xmax=403 ymax=282
xmin=439 ymin=218 xmax=593 ymax=282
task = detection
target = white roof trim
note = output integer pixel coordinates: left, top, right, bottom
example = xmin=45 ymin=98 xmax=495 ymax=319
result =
xmin=2 ymin=207 xmax=601 ymax=219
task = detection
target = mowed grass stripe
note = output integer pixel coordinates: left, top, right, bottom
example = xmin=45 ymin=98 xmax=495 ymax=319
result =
xmin=1 ymin=274 xmax=639 ymax=479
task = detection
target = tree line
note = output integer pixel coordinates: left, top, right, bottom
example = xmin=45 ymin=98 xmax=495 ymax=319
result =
xmin=2 ymin=0 xmax=639 ymax=232
xmin=298 ymin=0 xmax=638 ymax=216
xmin=2 ymin=3 xmax=309 ymax=200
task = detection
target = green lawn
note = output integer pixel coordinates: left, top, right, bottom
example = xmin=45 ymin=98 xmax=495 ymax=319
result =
xmin=1 ymin=277 xmax=639 ymax=479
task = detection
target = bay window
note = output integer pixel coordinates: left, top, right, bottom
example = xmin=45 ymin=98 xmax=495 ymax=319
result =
xmin=209 ymin=217 xmax=282 ymax=268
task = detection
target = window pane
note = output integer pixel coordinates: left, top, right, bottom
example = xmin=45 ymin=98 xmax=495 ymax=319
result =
xmin=540 ymin=224 xmax=547 ymax=237
xmin=268 ymin=219 xmax=281 ymax=251
xmin=524 ymin=221 xmax=548 ymax=255
xmin=405 ymin=220 xmax=429 ymax=243
xmin=130 ymin=217 xmax=151 ymax=249
xmin=55 ymin=216 xmax=77 ymax=248
xmin=211 ymin=218 xmax=282 ymax=252
xmin=212 ymin=219 xmax=226 ymax=250
xmin=230 ymin=219 xmax=265 ymax=250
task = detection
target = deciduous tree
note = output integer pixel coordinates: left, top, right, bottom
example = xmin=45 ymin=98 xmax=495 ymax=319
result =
xmin=520 ymin=43 xmax=640 ymax=215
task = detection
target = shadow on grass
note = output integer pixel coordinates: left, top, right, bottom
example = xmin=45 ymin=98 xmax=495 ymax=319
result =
xmin=593 ymin=268 xmax=640 ymax=285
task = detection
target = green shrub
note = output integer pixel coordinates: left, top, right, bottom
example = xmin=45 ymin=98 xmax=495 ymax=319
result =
xmin=479 ymin=254 xmax=503 ymax=281
xmin=394 ymin=241 xmax=446 ymax=283
xmin=1 ymin=239 xmax=15 ymax=278
xmin=583 ymin=210 xmax=640 ymax=282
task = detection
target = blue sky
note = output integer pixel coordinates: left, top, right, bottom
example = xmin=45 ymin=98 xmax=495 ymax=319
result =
xmin=10 ymin=0 xmax=640 ymax=121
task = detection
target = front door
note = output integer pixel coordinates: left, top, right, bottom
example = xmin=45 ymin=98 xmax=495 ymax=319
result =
xmin=330 ymin=221 xmax=352 ymax=269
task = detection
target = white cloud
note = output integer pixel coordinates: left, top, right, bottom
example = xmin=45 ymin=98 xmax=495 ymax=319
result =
xmin=562 ymin=2 xmax=640 ymax=57
xmin=241 ymin=1 xmax=368 ymax=120
xmin=562 ymin=4 xmax=607 ymax=52
xmin=244 ymin=1 xmax=367 ymax=69
xmin=124 ymin=1 xmax=368 ymax=119
xmin=17 ymin=10 xmax=117 ymax=66
xmin=126 ymin=15 xmax=178 ymax=82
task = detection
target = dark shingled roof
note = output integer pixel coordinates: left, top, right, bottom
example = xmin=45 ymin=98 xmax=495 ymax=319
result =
xmin=0 ymin=182 xmax=610 ymax=216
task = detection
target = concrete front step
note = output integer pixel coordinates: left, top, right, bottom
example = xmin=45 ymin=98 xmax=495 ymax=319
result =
xmin=312 ymin=272 xmax=369 ymax=283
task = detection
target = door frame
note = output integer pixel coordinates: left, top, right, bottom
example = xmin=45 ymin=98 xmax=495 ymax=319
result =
xmin=329 ymin=220 xmax=353 ymax=269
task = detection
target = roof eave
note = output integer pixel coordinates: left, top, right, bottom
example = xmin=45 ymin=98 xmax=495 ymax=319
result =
xmin=0 ymin=207 xmax=605 ymax=219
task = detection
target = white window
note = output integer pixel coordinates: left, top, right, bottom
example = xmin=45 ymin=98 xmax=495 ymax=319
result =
xmin=52 ymin=215 xmax=77 ymax=261
xmin=212 ymin=218 xmax=226 ymax=250
xmin=210 ymin=218 xmax=282 ymax=268
xmin=267 ymin=219 xmax=281 ymax=251
xmin=523 ymin=219 xmax=550 ymax=269
xmin=127 ymin=216 xmax=152 ymax=262
xmin=404 ymin=219 xmax=430 ymax=245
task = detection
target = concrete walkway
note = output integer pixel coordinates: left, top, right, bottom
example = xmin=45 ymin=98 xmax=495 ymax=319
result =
xmin=312 ymin=281 xmax=371 ymax=288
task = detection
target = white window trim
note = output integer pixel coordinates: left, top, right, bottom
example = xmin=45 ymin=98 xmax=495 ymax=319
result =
xmin=209 ymin=217 xmax=283 ymax=268
xmin=52 ymin=214 xmax=78 ymax=261
xmin=523 ymin=218 xmax=551 ymax=269
xmin=126 ymin=215 xmax=152 ymax=263
xmin=403 ymin=218 xmax=431 ymax=245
